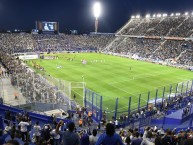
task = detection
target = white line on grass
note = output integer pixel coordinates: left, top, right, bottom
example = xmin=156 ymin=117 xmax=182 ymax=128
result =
xmin=110 ymin=69 xmax=176 ymax=85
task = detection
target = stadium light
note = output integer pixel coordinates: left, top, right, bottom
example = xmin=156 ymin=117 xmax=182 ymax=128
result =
xmin=131 ymin=15 xmax=135 ymax=19
xmin=93 ymin=1 xmax=101 ymax=33
xmin=170 ymin=13 xmax=174 ymax=17
xmin=153 ymin=14 xmax=156 ymax=18
xmin=157 ymin=14 xmax=162 ymax=18
xmin=163 ymin=13 xmax=168 ymax=17
xmin=136 ymin=15 xmax=140 ymax=19
xmin=145 ymin=14 xmax=150 ymax=18
xmin=176 ymin=13 xmax=181 ymax=16
xmin=185 ymin=12 xmax=189 ymax=16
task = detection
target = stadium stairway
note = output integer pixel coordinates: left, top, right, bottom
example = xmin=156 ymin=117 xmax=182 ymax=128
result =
xmin=1 ymin=77 xmax=26 ymax=106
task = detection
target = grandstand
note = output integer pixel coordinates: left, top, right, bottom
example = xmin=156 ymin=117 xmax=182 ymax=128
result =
xmin=1 ymin=12 xmax=193 ymax=145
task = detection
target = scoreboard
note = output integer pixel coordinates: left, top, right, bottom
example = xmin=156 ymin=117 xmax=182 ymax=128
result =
xmin=36 ymin=21 xmax=59 ymax=34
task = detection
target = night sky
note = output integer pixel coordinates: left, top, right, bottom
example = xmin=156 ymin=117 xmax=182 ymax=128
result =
xmin=0 ymin=0 xmax=193 ymax=33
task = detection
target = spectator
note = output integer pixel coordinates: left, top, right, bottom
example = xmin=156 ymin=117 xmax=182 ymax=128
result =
xmin=56 ymin=121 xmax=80 ymax=145
xmin=141 ymin=130 xmax=155 ymax=145
xmin=162 ymin=129 xmax=175 ymax=145
xmin=131 ymin=132 xmax=142 ymax=145
xmin=33 ymin=121 xmax=41 ymax=143
xmin=18 ymin=118 xmax=29 ymax=142
xmin=95 ymin=123 xmax=124 ymax=145
xmin=183 ymin=138 xmax=193 ymax=145
xmin=80 ymin=130 xmax=89 ymax=145
xmin=0 ymin=129 xmax=9 ymax=145
xmin=89 ymin=129 xmax=98 ymax=145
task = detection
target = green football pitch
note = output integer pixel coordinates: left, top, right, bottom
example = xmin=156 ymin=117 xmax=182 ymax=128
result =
xmin=27 ymin=53 xmax=193 ymax=114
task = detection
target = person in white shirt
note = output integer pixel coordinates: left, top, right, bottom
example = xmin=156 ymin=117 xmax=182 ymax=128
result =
xmin=18 ymin=119 xmax=29 ymax=142
xmin=4 ymin=121 xmax=12 ymax=134
xmin=50 ymin=128 xmax=60 ymax=145
xmin=140 ymin=130 xmax=155 ymax=145
xmin=89 ymin=129 xmax=98 ymax=145
xmin=33 ymin=121 xmax=41 ymax=143
xmin=115 ymin=120 xmax=119 ymax=128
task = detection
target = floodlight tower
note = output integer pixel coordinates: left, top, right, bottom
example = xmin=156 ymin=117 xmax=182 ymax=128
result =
xmin=93 ymin=1 xmax=101 ymax=33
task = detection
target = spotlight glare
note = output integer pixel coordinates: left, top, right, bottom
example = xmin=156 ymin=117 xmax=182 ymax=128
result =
xmin=163 ymin=13 xmax=168 ymax=17
xmin=131 ymin=15 xmax=135 ymax=19
xmin=146 ymin=14 xmax=150 ymax=18
xmin=176 ymin=13 xmax=181 ymax=16
xmin=93 ymin=2 xmax=101 ymax=18
xmin=136 ymin=15 xmax=140 ymax=19
xmin=170 ymin=13 xmax=174 ymax=17
xmin=185 ymin=12 xmax=189 ymax=16
xmin=157 ymin=14 xmax=161 ymax=17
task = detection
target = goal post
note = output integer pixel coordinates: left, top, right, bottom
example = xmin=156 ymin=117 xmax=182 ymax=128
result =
xmin=71 ymin=81 xmax=86 ymax=107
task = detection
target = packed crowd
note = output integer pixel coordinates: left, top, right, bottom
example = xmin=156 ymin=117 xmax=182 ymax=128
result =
xmin=118 ymin=15 xmax=193 ymax=37
xmin=108 ymin=15 xmax=193 ymax=66
xmin=0 ymin=33 xmax=114 ymax=53
xmin=0 ymin=51 xmax=67 ymax=105
xmin=2 ymin=109 xmax=193 ymax=145
xmin=0 ymin=27 xmax=193 ymax=66
xmin=107 ymin=37 xmax=193 ymax=66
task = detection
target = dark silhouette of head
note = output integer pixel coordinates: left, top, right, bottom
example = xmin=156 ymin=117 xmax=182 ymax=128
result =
xmin=68 ymin=122 xmax=75 ymax=132
xmin=134 ymin=132 xmax=140 ymax=138
xmin=36 ymin=121 xmax=39 ymax=125
xmin=146 ymin=131 xmax=153 ymax=138
xmin=92 ymin=129 xmax=97 ymax=136
xmin=106 ymin=123 xmax=115 ymax=136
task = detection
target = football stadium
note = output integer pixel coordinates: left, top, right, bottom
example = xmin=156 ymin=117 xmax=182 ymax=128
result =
xmin=1 ymin=1 xmax=193 ymax=145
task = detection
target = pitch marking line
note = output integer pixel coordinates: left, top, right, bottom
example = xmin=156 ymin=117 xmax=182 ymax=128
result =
xmin=110 ymin=69 xmax=175 ymax=85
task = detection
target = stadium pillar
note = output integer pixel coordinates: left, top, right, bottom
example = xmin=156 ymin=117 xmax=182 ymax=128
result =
xmin=191 ymin=80 xmax=193 ymax=92
xmin=175 ymin=83 xmax=179 ymax=97
xmin=155 ymin=89 xmax=158 ymax=106
xmin=162 ymin=87 xmax=165 ymax=106
xmin=69 ymin=82 xmax=72 ymax=110
xmin=146 ymin=92 xmax=150 ymax=110
xmin=181 ymin=83 xmax=184 ymax=95
xmin=83 ymin=82 xmax=86 ymax=107
xmin=128 ymin=97 xmax=131 ymax=123
xmin=84 ymin=88 xmax=87 ymax=109
xmin=100 ymin=96 xmax=102 ymax=121
xmin=95 ymin=18 xmax=99 ymax=33
xmin=114 ymin=98 xmax=118 ymax=120
xmin=138 ymin=94 xmax=141 ymax=112
xmin=189 ymin=118 xmax=193 ymax=128
xmin=186 ymin=81 xmax=190 ymax=95
xmin=162 ymin=116 xmax=166 ymax=129
xmin=92 ymin=92 xmax=94 ymax=115
xmin=32 ymin=72 xmax=35 ymax=101
xmin=0 ymin=116 xmax=4 ymax=130
xmin=0 ymin=98 xmax=3 ymax=104
xmin=96 ymin=94 xmax=98 ymax=109
xmin=169 ymin=85 xmax=172 ymax=100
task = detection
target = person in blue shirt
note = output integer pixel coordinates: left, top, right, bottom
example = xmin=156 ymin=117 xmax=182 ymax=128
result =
xmin=131 ymin=132 xmax=142 ymax=145
xmin=0 ymin=129 xmax=9 ymax=145
xmin=56 ymin=121 xmax=80 ymax=145
xmin=95 ymin=123 xmax=124 ymax=145
xmin=80 ymin=130 xmax=89 ymax=145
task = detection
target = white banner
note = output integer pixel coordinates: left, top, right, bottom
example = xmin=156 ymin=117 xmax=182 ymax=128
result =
xmin=18 ymin=55 xmax=38 ymax=60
